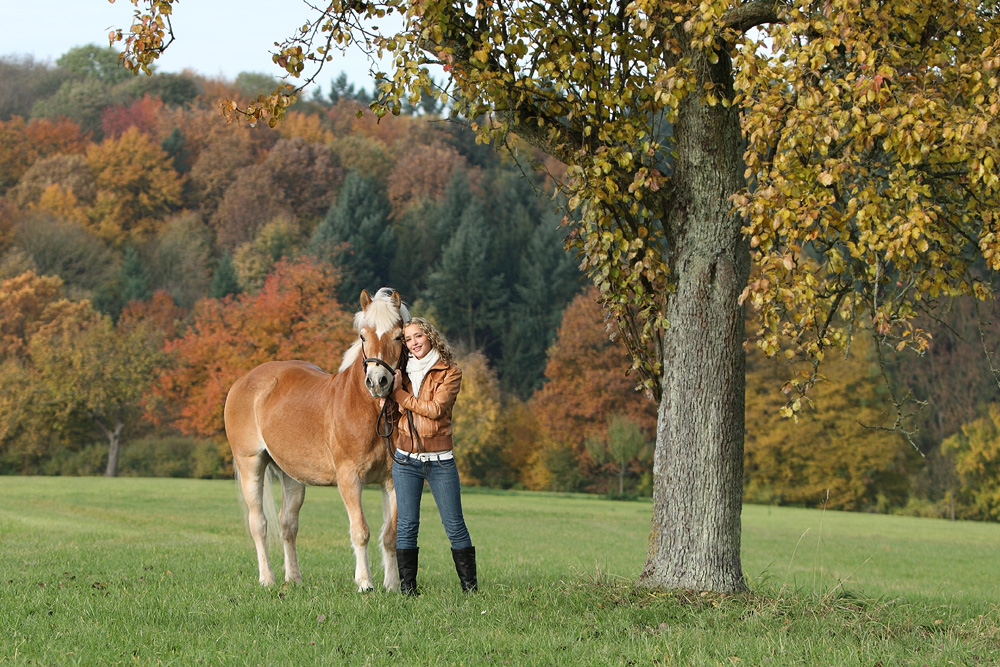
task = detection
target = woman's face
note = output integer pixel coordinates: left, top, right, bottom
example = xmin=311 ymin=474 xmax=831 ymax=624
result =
xmin=404 ymin=324 xmax=431 ymax=360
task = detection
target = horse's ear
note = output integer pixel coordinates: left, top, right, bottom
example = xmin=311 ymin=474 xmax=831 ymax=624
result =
xmin=390 ymin=291 xmax=401 ymax=308
xmin=360 ymin=290 xmax=372 ymax=309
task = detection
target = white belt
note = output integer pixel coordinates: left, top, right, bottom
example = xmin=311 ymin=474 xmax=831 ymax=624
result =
xmin=396 ymin=449 xmax=454 ymax=462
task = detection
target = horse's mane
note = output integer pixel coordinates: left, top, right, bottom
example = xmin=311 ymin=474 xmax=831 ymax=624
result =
xmin=338 ymin=288 xmax=410 ymax=372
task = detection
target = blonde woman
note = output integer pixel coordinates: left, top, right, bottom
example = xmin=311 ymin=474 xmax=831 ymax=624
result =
xmin=391 ymin=317 xmax=476 ymax=594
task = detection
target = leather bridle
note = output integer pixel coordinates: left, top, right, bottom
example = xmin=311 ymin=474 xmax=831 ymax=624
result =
xmin=360 ymin=336 xmax=409 ymax=464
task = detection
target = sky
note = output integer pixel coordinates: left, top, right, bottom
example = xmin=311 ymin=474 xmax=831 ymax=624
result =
xmin=2 ymin=1 xmax=386 ymax=91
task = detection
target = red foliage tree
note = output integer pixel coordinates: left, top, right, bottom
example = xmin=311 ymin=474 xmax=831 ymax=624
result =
xmin=119 ymin=289 xmax=187 ymax=342
xmin=101 ymin=95 xmax=166 ymax=140
xmin=157 ymin=259 xmax=353 ymax=439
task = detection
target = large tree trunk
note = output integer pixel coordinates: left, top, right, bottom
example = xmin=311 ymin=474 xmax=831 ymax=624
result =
xmin=638 ymin=53 xmax=749 ymax=593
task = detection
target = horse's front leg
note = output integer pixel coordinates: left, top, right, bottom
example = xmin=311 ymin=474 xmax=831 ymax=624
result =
xmin=337 ymin=472 xmax=373 ymax=592
xmin=381 ymin=477 xmax=399 ymax=591
xmin=277 ymin=471 xmax=306 ymax=584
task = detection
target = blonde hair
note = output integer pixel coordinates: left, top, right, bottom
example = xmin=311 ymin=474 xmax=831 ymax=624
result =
xmin=406 ymin=317 xmax=454 ymax=365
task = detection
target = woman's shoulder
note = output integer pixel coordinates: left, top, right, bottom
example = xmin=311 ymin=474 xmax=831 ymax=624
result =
xmin=432 ymin=359 xmax=462 ymax=378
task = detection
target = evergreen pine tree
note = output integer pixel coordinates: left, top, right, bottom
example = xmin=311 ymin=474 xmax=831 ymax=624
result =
xmin=161 ymin=128 xmax=190 ymax=174
xmin=210 ymin=251 xmax=241 ymax=299
xmin=309 ymin=171 xmax=395 ymax=304
xmin=501 ymin=212 xmax=582 ymax=397
xmin=328 ymin=72 xmax=356 ymax=103
xmin=427 ymin=201 xmax=507 ymax=351
xmin=433 ymin=170 xmax=473 ymax=251
xmin=120 ymin=245 xmax=152 ymax=305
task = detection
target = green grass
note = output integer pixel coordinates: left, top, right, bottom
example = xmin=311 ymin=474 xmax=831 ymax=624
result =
xmin=1 ymin=477 xmax=998 ymax=665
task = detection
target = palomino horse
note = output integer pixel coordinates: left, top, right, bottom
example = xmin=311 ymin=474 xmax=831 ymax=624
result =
xmin=224 ymin=288 xmax=408 ymax=590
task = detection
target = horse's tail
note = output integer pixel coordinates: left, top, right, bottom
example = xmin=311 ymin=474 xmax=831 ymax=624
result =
xmin=234 ymin=465 xmax=281 ymax=549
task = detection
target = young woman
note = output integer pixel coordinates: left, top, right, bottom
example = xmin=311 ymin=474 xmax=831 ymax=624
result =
xmin=391 ymin=317 xmax=477 ymax=594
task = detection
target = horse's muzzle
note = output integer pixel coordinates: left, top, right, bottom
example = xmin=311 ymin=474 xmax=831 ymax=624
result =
xmin=365 ymin=368 xmax=393 ymax=398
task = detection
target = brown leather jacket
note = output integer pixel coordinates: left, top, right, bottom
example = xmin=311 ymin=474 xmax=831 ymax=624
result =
xmin=393 ymin=360 xmax=462 ymax=453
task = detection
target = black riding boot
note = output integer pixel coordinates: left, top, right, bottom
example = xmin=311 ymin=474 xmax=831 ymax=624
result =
xmin=451 ymin=546 xmax=478 ymax=592
xmin=397 ymin=548 xmax=419 ymax=595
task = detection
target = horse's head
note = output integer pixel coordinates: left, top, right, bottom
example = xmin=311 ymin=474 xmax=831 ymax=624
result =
xmin=355 ymin=288 xmax=408 ymax=399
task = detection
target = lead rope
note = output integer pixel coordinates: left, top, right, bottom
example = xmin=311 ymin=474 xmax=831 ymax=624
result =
xmin=376 ymin=396 xmax=407 ymax=465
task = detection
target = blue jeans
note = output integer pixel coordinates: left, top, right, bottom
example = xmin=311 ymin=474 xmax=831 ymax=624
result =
xmin=393 ymin=455 xmax=472 ymax=550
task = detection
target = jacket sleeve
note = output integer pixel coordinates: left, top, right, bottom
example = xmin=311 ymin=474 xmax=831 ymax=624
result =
xmin=392 ymin=365 xmax=462 ymax=420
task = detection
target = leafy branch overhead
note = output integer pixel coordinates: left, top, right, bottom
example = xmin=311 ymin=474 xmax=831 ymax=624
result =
xmin=113 ymin=1 xmax=1000 ymax=413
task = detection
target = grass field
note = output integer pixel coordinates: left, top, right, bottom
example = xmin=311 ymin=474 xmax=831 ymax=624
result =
xmin=1 ymin=476 xmax=998 ymax=665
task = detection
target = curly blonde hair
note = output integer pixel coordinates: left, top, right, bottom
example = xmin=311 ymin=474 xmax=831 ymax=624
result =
xmin=406 ymin=317 xmax=454 ymax=365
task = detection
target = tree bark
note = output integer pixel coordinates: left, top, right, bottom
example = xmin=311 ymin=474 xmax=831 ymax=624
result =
xmin=638 ymin=52 xmax=750 ymax=593
xmin=100 ymin=419 xmax=125 ymax=478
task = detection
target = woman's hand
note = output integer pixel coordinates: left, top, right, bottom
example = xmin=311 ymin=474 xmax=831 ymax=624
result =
xmin=394 ymin=369 xmax=403 ymax=391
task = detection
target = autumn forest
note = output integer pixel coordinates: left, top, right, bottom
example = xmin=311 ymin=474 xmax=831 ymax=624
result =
xmin=1 ymin=46 xmax=999 ymax=521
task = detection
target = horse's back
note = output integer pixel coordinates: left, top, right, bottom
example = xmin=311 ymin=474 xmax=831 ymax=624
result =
xmin=225 ymin=361 xmax=340 ymax=484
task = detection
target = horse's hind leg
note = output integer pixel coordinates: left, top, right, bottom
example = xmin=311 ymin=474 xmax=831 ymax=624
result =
xmin=235 ymin=455 xmax=276 ymax=586
xmin=277 ymin=470 xmax=305 ymax=584
xmin=337 ymin=471 xmax=373 ymax=592
xmin=381 ymin=478 xmax=399 ymax=591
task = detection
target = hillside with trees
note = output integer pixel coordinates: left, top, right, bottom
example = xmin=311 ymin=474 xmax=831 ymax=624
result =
xmin=2 ymin=44 xmax=999 ymax=523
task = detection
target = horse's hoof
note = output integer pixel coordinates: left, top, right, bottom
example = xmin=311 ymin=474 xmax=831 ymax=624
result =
xmin=357 ymin=585 xmax=374 ymax=593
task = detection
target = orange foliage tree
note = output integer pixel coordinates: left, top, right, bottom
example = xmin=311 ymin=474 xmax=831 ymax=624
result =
xmin=744 ymin=335 xmax=915 ymax=511
xmin=278 ymin=111 xmax=335 ymax=145
xmin=0 ymin=117 xmax=35 ymax=192
xmin=530 ymin=287 xmax=657 ymax=491
xmin=0 ymin=271 xmax=89 ymax=359
xmin=157 ymin=259 xmax=354 ymax=442
xmin=11 ymin=154 xmax=96 ymax=211
xmin=85 ymin=126 xmax=183 ymax=245
xmin=25 ymin=117 xmax=87 ymax=157
xmin=0 ymin=117 xmax=88 ymax=193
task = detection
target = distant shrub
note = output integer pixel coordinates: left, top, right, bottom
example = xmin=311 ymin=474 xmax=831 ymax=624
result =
xmin=40 ymin=443 xmax=107 ymax=476
xmin=118 ymin=436 xmax=228 ymax=479
xmin=27 ymin=436 xmax=229 ymax=478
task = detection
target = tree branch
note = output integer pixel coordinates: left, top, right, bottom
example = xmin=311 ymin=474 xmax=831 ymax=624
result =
xmin=721 ymin=0 xmax=787 ymax=33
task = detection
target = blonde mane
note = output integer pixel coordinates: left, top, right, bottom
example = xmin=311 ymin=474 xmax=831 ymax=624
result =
xmin=338 ymin=288 xmax=409 ymax=372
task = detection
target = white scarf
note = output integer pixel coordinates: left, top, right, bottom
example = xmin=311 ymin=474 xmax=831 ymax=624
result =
xmin=406 ymin=347 xmax=440 ymax=398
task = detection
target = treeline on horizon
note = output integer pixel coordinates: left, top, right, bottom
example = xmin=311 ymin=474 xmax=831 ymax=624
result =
xmin=2 ymin=45 xmax=1000 ymax=522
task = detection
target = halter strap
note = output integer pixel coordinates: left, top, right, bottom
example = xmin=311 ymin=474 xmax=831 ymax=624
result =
xmin=360 ymin=340 xmax=402 ymax=375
